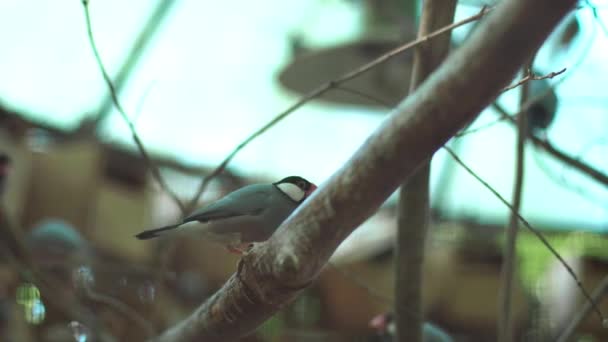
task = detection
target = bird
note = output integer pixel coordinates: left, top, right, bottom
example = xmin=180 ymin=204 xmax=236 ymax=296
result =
xmin=135 ymin=176 xmax=317 ymax=254
xmin=369 ymin=313 xmax=454 ymax=342
xmin=526 ymin=76 xmax=558 ymax=137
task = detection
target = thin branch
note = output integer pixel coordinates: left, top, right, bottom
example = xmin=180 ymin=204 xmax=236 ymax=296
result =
xmin=93 ymin=0 xmax=177 ymax=125
xmin=454 ymin=116 xmax=506 ymax=137
xmin=81 ymin=0 xmax=186 ymax=213
xmin=492 ymin=103 xmax=608 ymax=187
xmin=498 ymin=58 xmax=533 ymax=342
xmin=556 ymin=274 xmax=608 ymax=342
xmin=442 ymin=146 xmax=604 ymax=323
xmin=396 ymin=1 xmax=456 ymax=341
xmin=183 ymin=5 xmax=494 ymax=213
xmin=152 ymin=0 xmax=577 ymax=340
xmin=501 ymin=67 xmax=566 ymax=93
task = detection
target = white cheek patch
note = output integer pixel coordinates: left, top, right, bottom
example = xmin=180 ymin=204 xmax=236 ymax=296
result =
xmin=277 ymin=182 xmax=305 ymax=202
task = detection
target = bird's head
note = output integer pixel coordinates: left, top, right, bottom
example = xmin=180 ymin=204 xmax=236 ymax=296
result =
xmin=274 ymin=176 xmax=317 ymax=203
xmin=370 ymin=312 xmax=394 ymax=335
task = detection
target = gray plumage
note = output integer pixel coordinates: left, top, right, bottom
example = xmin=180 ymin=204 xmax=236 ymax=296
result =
xmin=135 ymin=176 xmax=315 ymax=249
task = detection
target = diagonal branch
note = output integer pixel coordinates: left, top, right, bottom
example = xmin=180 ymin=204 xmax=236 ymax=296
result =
xmin=184 ymin=6 xmax=493 ymax=213
xmin=81 ymin=0 xmax=186 ymax=213
xmin=492 ymin=103 xmax=608 ymax=187
xmin=152 ymin=0 xmax=577 ymax=340
xmin=443 ymin=146 xmax=604 ymax=324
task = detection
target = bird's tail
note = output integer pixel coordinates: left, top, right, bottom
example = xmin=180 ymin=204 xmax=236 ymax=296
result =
xmin=135 ymin=223 xmax=181 ymax=240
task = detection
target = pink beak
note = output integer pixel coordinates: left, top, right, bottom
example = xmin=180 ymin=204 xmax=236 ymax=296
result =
xmin=305 ymin=183 xmax=318 ymax=197
xmin=369 ymin=314 xmax=387 ymax=331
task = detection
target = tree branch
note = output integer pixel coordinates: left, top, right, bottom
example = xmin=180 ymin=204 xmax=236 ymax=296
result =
xmin=396 ymin=1 xmax=456 ymax=341
xmin=498 ymin=59 xmax=533 ymax=342
xmin=443 ymin=146 xmax=604 ymax=325
xmin=81 ymin=0 xmax=186 ymax=213
xmin=152 ymin=0 xmax=576 ymax=340
xmin=492 ymin=102 xmax=608 ymax=187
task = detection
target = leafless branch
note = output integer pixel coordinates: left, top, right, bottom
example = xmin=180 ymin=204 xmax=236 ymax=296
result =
xmin=501 ymin=67 xmax=566 ymax=93
xmin=454 ymin=116 xmax=506 ymax=137
xmin=184 ymin=5 xmax=494 ymax=213
xmin=443 ymin=146 xmax=604 ymax=324
xmin=492 ymin=103 xmax=608 ymax=187
xmin=81 ymin=0 xmax=186 ymax=213
xmin=498 ymin=56 xmax=533 ymax=342
xmin=151 ymin=0 xmax=577 ymax=340
xmin=396 ymin=1 xmax=456 ymax=341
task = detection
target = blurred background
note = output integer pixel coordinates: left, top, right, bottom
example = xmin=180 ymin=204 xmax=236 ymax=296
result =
xmin=1 ymin=0 xmax=608 ymax=341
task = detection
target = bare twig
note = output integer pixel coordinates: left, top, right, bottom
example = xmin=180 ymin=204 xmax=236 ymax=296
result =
xmin=499 ymin=58 xmax=533 ymax=342
xmin=93 ymin=0 xmax=177 ymax=125
xmin=152 ymin=1 xmax=576 ymax=340
xmin=396 ymin=1 xmax=456 ymax=341
xmin=556 ymin=275 xmax=608 ymax=342
xmin=184 ymin=5 xmax=494 ymax=213
xmin=81 ymin=0 xmax=185 ymax=213
xmin=443 ymin=146 xmax=604 ymax=324
xmin=454 ymin=116 xmax=506 ymax=137
xmin=501 ymin=68 xmax=566 ymax=93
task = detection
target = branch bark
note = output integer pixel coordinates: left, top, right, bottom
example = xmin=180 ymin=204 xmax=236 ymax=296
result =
xmin=152 ymin=0 xmax=576 ymax=340
xmin=396 ymin=1 xmax=456 ymax=341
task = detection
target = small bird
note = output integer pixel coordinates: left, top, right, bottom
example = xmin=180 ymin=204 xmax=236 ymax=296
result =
xmin=526 ymin=75 xmax=558 ymax=137
xmin=135 ymin=176 xmax=316 ymax=254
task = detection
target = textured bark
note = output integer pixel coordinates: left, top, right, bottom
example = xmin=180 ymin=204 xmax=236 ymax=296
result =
xmin=153 ymin=0 xmax=576 ymax=340
xmin=395 ymin=1 xmax=456 ymax=342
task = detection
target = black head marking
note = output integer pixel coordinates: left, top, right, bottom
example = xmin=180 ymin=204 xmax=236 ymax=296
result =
xmin=274 ymin=176 xmax=313 ymax=192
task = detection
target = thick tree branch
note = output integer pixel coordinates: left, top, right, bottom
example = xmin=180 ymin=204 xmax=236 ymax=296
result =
xmin=153 ymin=0 xmax=576 ymax=340
xmin=396 ymin=1 xmax=456 ymax=341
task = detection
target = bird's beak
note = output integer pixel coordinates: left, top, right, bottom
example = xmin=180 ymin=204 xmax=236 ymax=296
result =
xmin=305 ymin=183 xmax=318 ymax=197
xmin=369 ymin=314 xmax=387 ymax=331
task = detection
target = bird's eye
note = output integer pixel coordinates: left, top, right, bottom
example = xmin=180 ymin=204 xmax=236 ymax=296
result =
xmin=297 ymin=180 xmax=306 ymax=189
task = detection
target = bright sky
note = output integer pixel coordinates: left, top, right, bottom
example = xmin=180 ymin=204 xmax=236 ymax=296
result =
xmin=0 ymin=0 xmax=607 ymax=231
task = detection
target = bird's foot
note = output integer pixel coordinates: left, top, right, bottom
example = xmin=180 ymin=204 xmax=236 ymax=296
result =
xmin=227 ymin=245 xmax=246 ymax=255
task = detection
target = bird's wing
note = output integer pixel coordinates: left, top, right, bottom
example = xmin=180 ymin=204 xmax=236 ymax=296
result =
xmin=183 ymin=185 xmax=272 ymax=223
